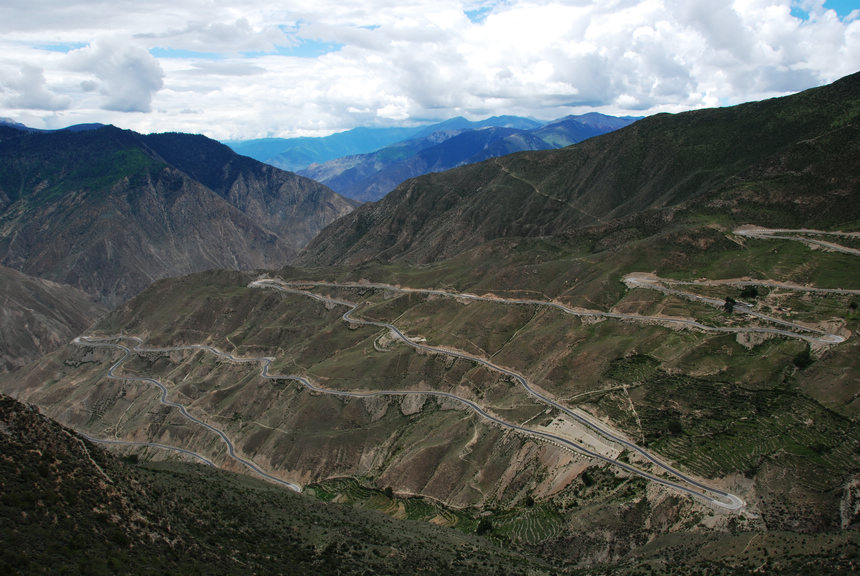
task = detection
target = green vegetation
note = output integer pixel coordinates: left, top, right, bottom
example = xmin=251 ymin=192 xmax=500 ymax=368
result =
xmin=600 ymin=354 xmax=859 ymax=530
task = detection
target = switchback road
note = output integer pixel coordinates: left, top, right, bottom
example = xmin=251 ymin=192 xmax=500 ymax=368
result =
xmin=248 ymin=279 xmax=745 ymax=510
xmin=73 ymin=336 xmax=302 ymax=492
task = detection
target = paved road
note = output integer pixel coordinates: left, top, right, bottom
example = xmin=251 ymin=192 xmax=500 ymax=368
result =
xmin=250 ymin=279 xmax=745 ymax=510
xmin=734 ymin=226 xmax=860 ymax=257
xmin=73 ymin=336 xmax=302 ymax=492
xmin=622 ymin=274 xmax=847 ymax=344
xmin=80 ymin=434 xmax=216 ymax=466
xmin=270 ymin=277 xmax=847 ymax=345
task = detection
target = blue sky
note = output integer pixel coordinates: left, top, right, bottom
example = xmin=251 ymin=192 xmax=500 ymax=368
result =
xmin=797 ymin=0 xmax=858 ymax=18
xmin=0 ymin=0 xmax=857 ymax=140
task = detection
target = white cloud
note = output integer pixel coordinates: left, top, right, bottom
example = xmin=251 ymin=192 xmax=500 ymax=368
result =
xmin=1 ymin=63 xmax=71 ymax=110
xmin=0 ymin=0 xmax=857 ymax=138
xmin=135 ymin=17 xmax=287 ymax=54
xmin=66 ymin=37 xmax=164 ymax=113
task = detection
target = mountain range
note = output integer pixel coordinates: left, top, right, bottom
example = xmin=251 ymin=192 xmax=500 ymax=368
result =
xmin=224 ymin=115 xmax=545 ymax=172
xmin=2 ymin=73 xmax=859 ymax=574
xmin=240 ymin=113 xmax=638 ymax=202
xmin=0 ymin=125 xmax=355 ymax=307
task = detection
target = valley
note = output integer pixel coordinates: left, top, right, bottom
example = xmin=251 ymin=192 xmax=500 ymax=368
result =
xmin=2 ymin=72 xmax=859 ymax=574
xmin=61 ymin=225 xmax=855 ymax=513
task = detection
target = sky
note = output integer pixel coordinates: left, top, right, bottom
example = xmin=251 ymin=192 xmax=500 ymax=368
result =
xmin=0 ymin=0 xmax=858 ymax=140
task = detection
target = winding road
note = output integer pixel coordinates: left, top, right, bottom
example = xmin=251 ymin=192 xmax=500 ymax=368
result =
xmin=73 ymin=336 xmax=302 ymax=492
xmin=76 ymin=326 xmax=744 ymax=510
xmin=71 ymin=227 xmax=854 ymax=513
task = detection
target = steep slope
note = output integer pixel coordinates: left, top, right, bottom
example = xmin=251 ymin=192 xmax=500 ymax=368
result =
xmin=0 ymin=265 xmax=106 ymax=373
xmin=300 ymin=72 xmax=860 ymax=267
xmin=0 ymin=393 xmax=553 ymax=575
xmin=142 ymin=133 xmax=357 ymax=248
xmin=0 ymin=126 xmax=355 ymax=306
xmin=299 ymin=113 xmax=637 ymax=202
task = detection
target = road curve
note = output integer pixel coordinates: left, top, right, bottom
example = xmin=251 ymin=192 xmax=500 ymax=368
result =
xmin=734 ymin=226 xmax=860 ymax=257
xmin=73 ymin=336 xmax=302 ymax=492
xmin=249 ymin=279 xmax=745 ymax=511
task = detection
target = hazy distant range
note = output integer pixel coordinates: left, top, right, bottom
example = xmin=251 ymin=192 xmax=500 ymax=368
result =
xmin=226 ymin=113 xmax=640 ymax=202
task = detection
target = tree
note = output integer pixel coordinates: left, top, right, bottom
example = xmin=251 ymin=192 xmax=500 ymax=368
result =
xmin=740 ymin=285 xmax=759 ymax=299
xmin=793 ymin=346 xmax=814 ymax=369
xmin=723 ymin=296 xmax=736 ymax=314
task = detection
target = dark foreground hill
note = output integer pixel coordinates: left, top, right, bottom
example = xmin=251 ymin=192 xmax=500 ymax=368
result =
xmin=0 ymin=125 xmax=356 ymax=306
xmin=0 ymin=393 xmax=556 ymax=575
xmin=300 ymin=72 xmax=860 ymax=267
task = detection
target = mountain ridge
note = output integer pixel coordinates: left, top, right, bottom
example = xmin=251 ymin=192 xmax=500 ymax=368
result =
xmin=0 ymin=125 xmax=356 ymax=306
xmin=298 ymin=112 xmax=639 ymax=201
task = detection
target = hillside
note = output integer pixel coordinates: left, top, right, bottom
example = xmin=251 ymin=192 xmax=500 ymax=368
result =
xmin=0 ymin=265 xmax=105 ymax=373
xmin=300 ymin=72 xmax=860 ymax=267
xmin=0 ymin=393 xmax=555 ymax=575
xmin=3 ymin=74 xmax=859 ymax=573
xmin=0 ymin=125 xmax=355 ymax=306
xmin=298 ymin=113 xmax=638 ymax=202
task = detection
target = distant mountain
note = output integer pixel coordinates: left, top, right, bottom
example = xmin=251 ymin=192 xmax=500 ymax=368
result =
xmin=0 ymin=125 xmax=355 ymax=306
xmin=532 ymin=113 xmax=641 ymax=147
xmin=0 ymin=118 xmax=104 ymax=133
xmin=0 ymin=266 xmax=105 ymax=373
xmin=226 ymin=126 xmax=424 ymax=172
xmin=408 ymin=115 xmax=543 ymax=139
xmin=299 ymin=113 xmax=639 ymax=202
xmin=224 ymin=116 xmax=544 ymax=173
xmin=300 ymin=72 xmax=860 ymax=267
